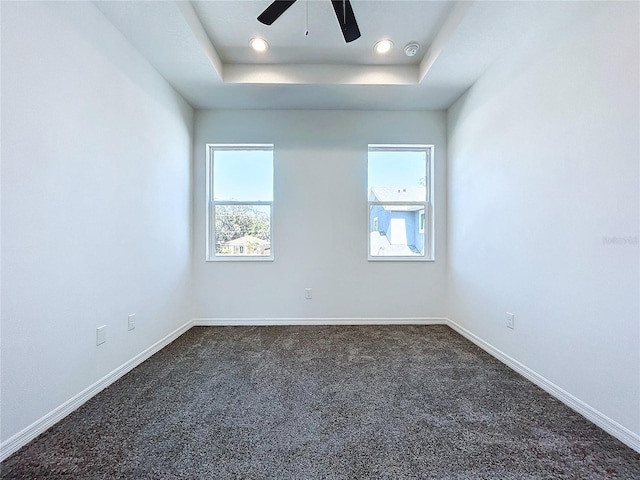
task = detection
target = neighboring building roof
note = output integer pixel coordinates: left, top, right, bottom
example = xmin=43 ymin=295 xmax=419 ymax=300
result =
xmin=222 ymin=235 xmax=269 ymax=246
xmin=369 ymin=186 xmax=426 ymax=211
xmin=369 ymin=186 xmax=426 ymax=203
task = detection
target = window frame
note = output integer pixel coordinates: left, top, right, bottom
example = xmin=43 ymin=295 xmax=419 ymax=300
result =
xmin=205 ymin=144 xmax=274 ymax=262
xmin=367 ymin=144 xmax=434 ymax=262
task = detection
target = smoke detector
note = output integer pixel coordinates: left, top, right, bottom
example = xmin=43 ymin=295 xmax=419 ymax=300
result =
xmin=404 ymin=42 xmax=420 ymax=57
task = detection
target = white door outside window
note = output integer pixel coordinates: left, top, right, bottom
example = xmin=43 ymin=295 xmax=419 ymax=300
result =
xmin=389 ymin=218 xmax=407 ymax=245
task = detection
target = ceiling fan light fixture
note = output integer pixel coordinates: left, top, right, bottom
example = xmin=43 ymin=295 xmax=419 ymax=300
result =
xmin=249 ymin=37 xmax=269 ymax=52
xmin=374 ymin=39 xmax=393 ymax=54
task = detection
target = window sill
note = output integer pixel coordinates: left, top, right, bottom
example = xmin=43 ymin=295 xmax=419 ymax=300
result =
xmin=206 ymin=256 xmax=274 ymax=262
xmin=368 ymin=256 xmax=435 ymax=262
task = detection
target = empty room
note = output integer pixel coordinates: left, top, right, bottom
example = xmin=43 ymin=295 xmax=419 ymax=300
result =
xmin=1 ymin=0 xmax=639 ymax=478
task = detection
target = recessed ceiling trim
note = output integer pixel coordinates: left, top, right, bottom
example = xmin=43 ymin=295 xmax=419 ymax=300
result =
xmin=419 ymin=0 xmax=475 ymax=82
xmin=223 ymin=64 xmax=418 ymax=86
xmin=175 ymin=0 xmax=223 ymax=82
xmin=173 ymin=0 xmax=470 ymax=88
xmin=98 ymin=0 xmax=571 ymax=109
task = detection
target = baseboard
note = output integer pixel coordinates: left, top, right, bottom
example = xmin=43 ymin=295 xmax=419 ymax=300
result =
xmin=446 ymin=318 xmax=640 ymax=454
xmin=0 ymin=319 xmax=194 ymax=462
xmin=4 ymin=317 xmax=637 ymax=461
xmin=192 ymin=317 xmax=449 ymax=326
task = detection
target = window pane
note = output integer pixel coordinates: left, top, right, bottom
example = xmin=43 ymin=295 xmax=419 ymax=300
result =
xmin=368 ymin=150 xmax=426 ymax=196
xmin=215 ymin=204 xmax=271 ymax=256
xmin=214 ymin=149 xmax=273 ymax=201
xmin=370 ymin=205 xmax=425 ymax=257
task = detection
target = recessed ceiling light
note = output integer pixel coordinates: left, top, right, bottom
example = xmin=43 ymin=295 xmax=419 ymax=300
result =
xmin=374 ymin=39 xmax=393 ymax=54
xmin=249 ymin=37 xmax=269 ymax=52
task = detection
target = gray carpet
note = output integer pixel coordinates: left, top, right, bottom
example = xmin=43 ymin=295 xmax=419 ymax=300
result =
xmin=1 ymin=325 xmax=639 ymax=479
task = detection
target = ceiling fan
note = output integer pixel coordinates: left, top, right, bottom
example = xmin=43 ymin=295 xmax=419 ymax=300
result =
xmin=257 ymin=0 xmax=361 ymax=43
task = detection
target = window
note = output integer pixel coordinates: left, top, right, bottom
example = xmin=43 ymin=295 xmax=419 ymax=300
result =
xmin=206 ymin=144 xmax=274 ymax=261
xmin=368 ymin=144 xmax=433 ymax=261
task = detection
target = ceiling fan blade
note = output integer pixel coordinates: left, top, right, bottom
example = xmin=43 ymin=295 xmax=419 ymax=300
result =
xmin=258 ymin=0 xmax=297 ymax=25
xmin=330 ymin=0 xmax=361 ymax=43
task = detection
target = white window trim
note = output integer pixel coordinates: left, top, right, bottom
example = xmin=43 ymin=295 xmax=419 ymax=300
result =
xmin=367 ymin=144 xmax=435 ymax=262
xmin=206 ymin=144 xmax=274 ymax=262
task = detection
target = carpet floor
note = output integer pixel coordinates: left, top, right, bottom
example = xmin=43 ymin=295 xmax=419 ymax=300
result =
xmin=1 ymin=325 xmax=639 ymax=479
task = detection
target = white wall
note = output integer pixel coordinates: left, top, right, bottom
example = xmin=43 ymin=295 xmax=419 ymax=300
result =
xmin=193 ymin=110 xmax=446 ymax=320
xmin=447 ymin=1 xmax=639 ymax=439
xmin=1 ymin=1 xmax=194 ymax=443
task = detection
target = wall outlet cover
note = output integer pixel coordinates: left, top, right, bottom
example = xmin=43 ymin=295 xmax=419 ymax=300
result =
xmin=506 ymin=312 xmax=515 ymax=329
xmin=96 ymin=325 xmax=107 ymax=345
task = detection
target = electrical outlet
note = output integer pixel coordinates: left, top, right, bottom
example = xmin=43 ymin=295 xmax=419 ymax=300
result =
xmin=506 ymin=312 xmax=515 ymax=329
xmin=305 ymin=288 xmax=312 ymax=299
xmin=128 ymin=313 xmax=136 ymax=331
xmin=96 ymin=325 xmax=107 ymax=345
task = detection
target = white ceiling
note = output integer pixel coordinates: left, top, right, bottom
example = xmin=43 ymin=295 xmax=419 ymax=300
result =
xmin=94 ymin=0 xmax=596 ymax=110
xmin=191 ymin=1 xmax=456 ymax=66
